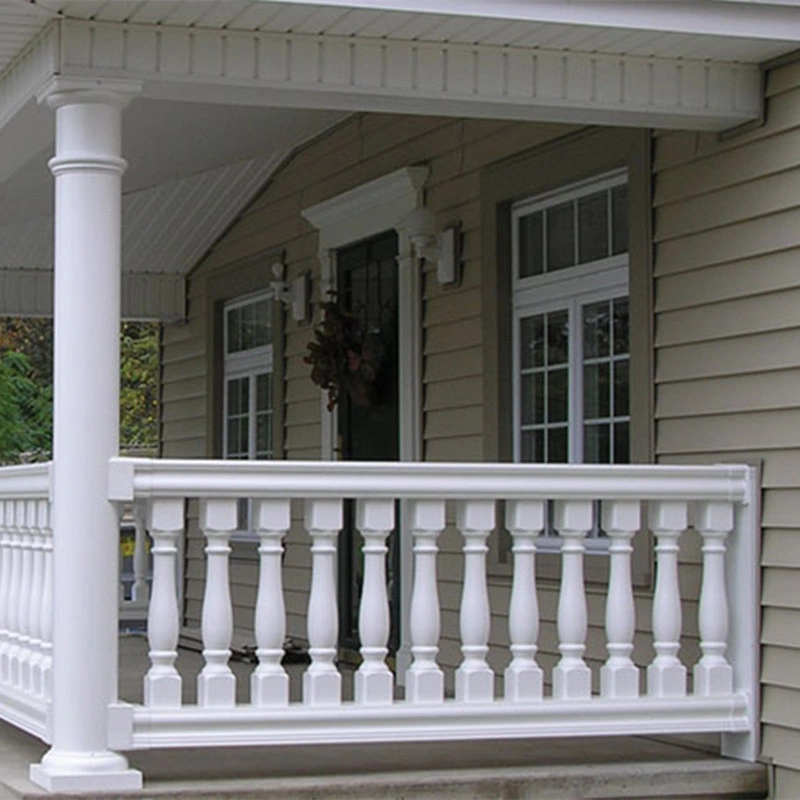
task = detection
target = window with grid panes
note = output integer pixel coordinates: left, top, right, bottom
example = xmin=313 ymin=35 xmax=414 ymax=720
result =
xmin=223 ymin=293 xmax=274 ymax=532
xmin=513 ymin=171 xmax=629 ymax=542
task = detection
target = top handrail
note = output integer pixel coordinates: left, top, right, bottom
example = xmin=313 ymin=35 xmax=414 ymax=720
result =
xmin=0 ymin=462 xmax=52 ymax=500
xmin=108 ymin=457 xmax=753 ymax=505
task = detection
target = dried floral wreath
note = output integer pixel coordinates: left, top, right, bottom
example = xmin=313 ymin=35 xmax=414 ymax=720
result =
xmin=304 ymin=295 xmax=384 ymax=411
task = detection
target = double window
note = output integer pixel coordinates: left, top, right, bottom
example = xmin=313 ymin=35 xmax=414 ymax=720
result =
xmin=513 ymin=170 xmax=630 ymax=466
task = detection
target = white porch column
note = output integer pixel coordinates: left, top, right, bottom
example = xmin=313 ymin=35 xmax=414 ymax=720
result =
xmin=30 ymin=78 xmax=142 ymax=793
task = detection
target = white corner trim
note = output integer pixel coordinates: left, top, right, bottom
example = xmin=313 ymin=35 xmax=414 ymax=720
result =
xmin=302 ymin=166 xmax=429 ymax=250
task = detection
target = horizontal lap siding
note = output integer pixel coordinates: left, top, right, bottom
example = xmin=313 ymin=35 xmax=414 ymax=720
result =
xmin=654 ymin=59 xmax=800 ymax=790
xmin=163 ymin=113 xmax=577 ymax=650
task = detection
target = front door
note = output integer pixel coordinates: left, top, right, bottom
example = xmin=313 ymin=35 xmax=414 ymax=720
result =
xmin=336 ymin=230 xmax=401 ymax=655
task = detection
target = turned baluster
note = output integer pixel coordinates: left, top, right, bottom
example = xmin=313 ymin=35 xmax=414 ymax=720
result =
xmin=15 ymin=500 xmax=36 ymax=690
xmin=303 ymin=499 xmax=342 ymax=706
xmin=26 ymin=500 xmax=48 ymax=696
xmin=38 ymin=503 xmax=53 ymax=700
xmin=0 ymin=501 xmax=11 ymax=685
xmin=5 ymin=501 xmax=24 ymax=686
xmin=132 ymin=501 xmax=150 ymax=605
xmin=144 ymin=498 xmax=184 ymax=709
xmin=251 ymin=499 xmax=290 ymax=707
xmin=406 ymin=499 xmax=445 ymax=704
xmin=455 ymin=499 xmax=495 ymax=703
xmin=197 ymin=498 xmax=237 ymax=708
xmin=647 ymin=501 xmax=687 ymax=697
xmin=505 ymin=500 xmax=544 ymax=702
xmin=23 ymin=500 xmax=45 ymax=695
xmin=600 ymin=500 xmax=640 ymax=698
xmin=355 ymin=499 xmax=394 ymax=705
xmin=693 ymin=501 xmax=734 ymax=696
xmin=553 ymin=500 xmax=593 ymax=700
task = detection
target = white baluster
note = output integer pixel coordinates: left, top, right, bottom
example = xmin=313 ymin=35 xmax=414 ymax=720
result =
xmin=197 ymin=498 xmax=237 ymax=708
xmin=693 ymin=501 xmax=734 ymax=697
xmin=600 ymin=500 xmax=640 ymax=699
xmin=0 ymin=501 xmax=11 ymax=686
xmin=5 ymin=501 xmax=24 ymax=686
xmin=455 ymin=500 xmax=495 ymax=703
xmin=144 ymin=498 xmax=184 ymax=709
xmin=647 ymin=501 xmax=687 ymax=698
xmin=251 ymin=499 xmax=290 ymax=707
xmin=132 ymin=501 xmax=150 ymax=605
xmin=16 ymin=500 xmax=36 ymax=690
xmin=553 ymin=500 xmax=593 ymax=700
xmin=406 ymin=500 xmax=445 ymax=704
xmin=355 ymin=499 xmax=394 ymax=705
xmin=303 ymin=499 xmax=342 ymax=706
xmin=27 ymin=500 xmax=47 ymax=697
xmin=23 ymin=500 xmax=44 ymax=695
xmin=39 ymin=503 xmax=53 ymax=700
xmin=504 ymin=500 xmax=544 ymax=702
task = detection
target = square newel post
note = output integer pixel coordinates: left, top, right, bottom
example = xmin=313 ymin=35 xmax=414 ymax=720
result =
xmin=30 ymin=77 xmax=142 ymax=793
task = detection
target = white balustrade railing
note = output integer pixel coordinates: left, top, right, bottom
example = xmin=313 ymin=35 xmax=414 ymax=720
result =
xmin=108 ymin=458 xmax=759 ymax=762
xmin=0 ymin=463 xmax=52 ymax=740
xmin=119 ymin=502 xmax=151 ymax=625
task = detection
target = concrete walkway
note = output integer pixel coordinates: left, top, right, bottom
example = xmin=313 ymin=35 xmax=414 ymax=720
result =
xmin=0 ymin=635 xmax=768 ymax=799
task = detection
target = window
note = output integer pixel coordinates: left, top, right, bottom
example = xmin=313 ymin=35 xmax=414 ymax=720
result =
xmin=513 ymin=170 xmax=629 ymax=467
xmin=481 ymin=128 xmax=651 ymax=578
xmin=223 ymin=293 xmax=274 ymax=531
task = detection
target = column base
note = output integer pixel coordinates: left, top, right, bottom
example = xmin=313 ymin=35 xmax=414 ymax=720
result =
xmin=30 ymin=748 xmax=142 ymax=793
xmin=354 ymin=666 xmax=394 ymax=705
xmin=406 ymin=666 xmax=444 ymax=704
xmin=455 ymin=665 xmax=494 ymax=703
xmin=552 ymin=663 xmax=592 ymax=700
xmin=504 ymin=663 xmax=543 ymax=702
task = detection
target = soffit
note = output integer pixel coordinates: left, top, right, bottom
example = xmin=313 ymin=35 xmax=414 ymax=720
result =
xmin=16 ymin=0 xmax=800 ymax=64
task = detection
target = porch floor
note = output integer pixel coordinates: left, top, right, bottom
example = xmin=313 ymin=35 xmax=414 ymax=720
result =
xmin=0 ymin=635 xmax=768 ymax=799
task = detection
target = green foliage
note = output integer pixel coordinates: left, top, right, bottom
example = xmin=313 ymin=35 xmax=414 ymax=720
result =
xmin=0 ymin=350 xmax=52 ymax=464
xmin=0 ymin=317 xmax=160 ymax=463
xmin=119 ymin=322 xmax=159 ymax=452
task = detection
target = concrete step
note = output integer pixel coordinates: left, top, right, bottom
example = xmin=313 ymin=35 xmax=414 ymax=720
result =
xmin=0 ymin=728 xmax=768 ymax=800
xmin=1 ymin=759 xmax=768 ymax=800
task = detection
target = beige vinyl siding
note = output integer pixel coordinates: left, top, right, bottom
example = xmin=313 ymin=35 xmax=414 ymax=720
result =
xmin=161 ymin=113 xmax=579 ymax=649
xmin=160 ymin=287 xmax=207 ymax=459
xmin=654 ymin=58 xmax=800 ymax=792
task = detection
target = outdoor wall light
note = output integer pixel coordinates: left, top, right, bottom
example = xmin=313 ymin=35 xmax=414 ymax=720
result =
xmin=403 ymin=206 xmax=462 ymax=286
xmin=271 ymin=261 xmax=311 ymax=323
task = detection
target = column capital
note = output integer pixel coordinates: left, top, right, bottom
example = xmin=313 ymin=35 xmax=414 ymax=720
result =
xmin=35 ymin=77 xmax=142 ymax=110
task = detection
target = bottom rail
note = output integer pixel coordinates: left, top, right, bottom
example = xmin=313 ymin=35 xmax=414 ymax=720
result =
xmin=119 ymin=694 xmax=751 ymax=750
xmin=0 ymin=686 xmax=48 ymax=742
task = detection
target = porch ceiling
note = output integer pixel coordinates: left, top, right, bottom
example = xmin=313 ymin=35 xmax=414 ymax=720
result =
xmin=0 ymin=0 xmax=799 ymax=320
xmin=0 ymin=98 xmax=347 ymax=320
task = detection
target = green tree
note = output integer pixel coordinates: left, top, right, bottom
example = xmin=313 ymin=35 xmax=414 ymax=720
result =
xmin=119 ymin=322 xmax=159 ymax=453
xmin=0 ymin=318 xmax=160 ymax=462
xmin=0 ymin=350 xmax=52 ymax=464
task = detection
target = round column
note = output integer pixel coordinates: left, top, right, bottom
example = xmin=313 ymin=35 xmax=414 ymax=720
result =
xmin=30 ymin=78 xmax=142 ymax=793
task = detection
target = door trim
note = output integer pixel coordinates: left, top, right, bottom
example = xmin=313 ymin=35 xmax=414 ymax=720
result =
xmin=302 ymin=165 xmax=427 ymax=463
